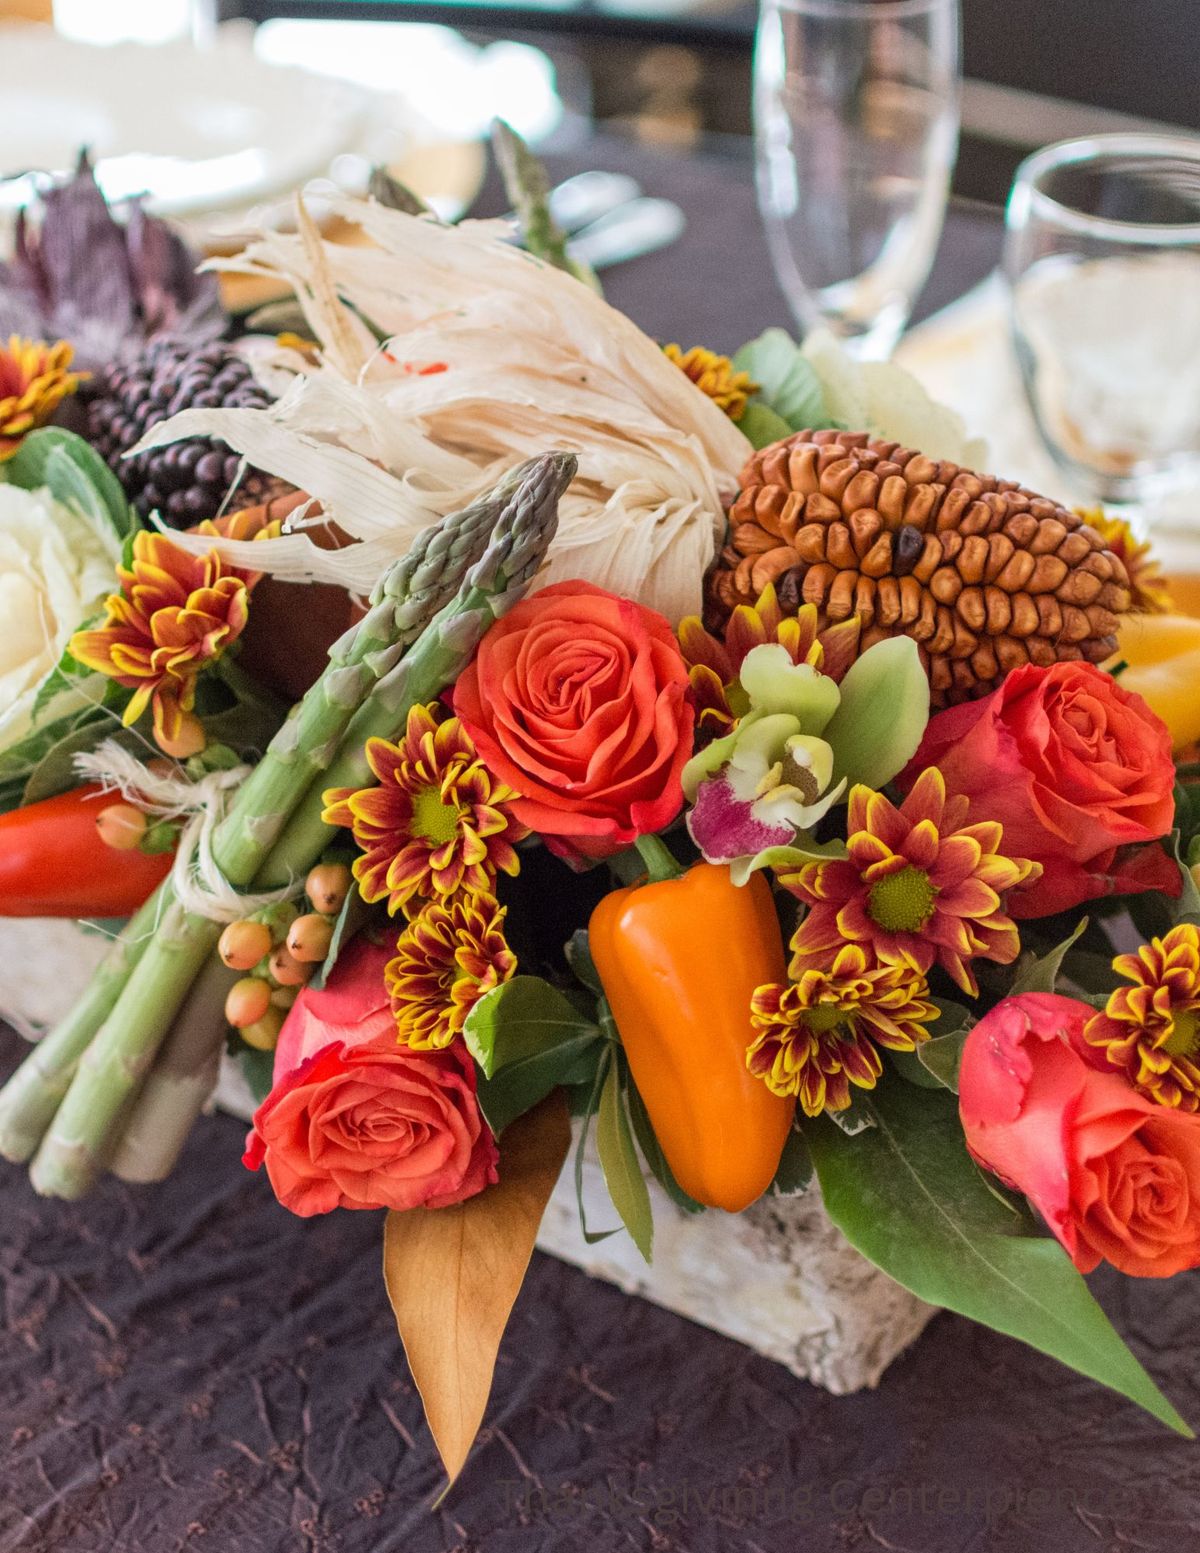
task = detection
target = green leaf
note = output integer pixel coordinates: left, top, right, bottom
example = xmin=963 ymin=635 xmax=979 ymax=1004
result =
xmin=238 ymin=1045 xmax=276 ymax=1105
xmin=574 ymin=1047 xmax=621 ymax=1246
xmin=627 ymin=1076 xmax=704 ymax=1214
xmin=22 ymin=716 xmax=143 ymax=806
xmin=827 ymin=1101 xmax=875 ymax=1135
xmin=0 ymin=688 xmax=111 ymax=792
xmin=919 ymin=1030 xmax=970 ymax=1091
xmin=3 ymin=427 xmax=136 ymax=537
xmin=732 ymin=329 xmax=829 ymax=431
xmin=1010 ymin=918 xmax=1089 ymax=996
xmin=465 ymin=976 xmax=602 ymax=1135
xmin=806 ymin=1080 xmax=1192 ymax=1436
xmin=565 ymin=929 xmax=603 ymax=997
xmin=596 ymin=1058 xmax=654 ymax=1262
xmin=769 ymin=1128 xmax=813 ymax=1197
xmin=1060 ymin=949 xmax=1123 ymax=1000
xmin=309 ymin=888 xmax=373 ymax=992
xmin=736 ymin=400 xmax=793 ymax=450
xmin=822 ymin=637 xmax=930 ymax=790
xmin=901 ymin=998 xmax=976 ymax=1092
xmin=1168 ymin=830 xmax=1200 ymax=926
xmin=889 ymin=1047 xmax=949 ymax=1090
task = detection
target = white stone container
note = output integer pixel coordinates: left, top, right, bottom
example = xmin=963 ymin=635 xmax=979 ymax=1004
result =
xmin=0 ymin=917 xmax=935 ymax=1393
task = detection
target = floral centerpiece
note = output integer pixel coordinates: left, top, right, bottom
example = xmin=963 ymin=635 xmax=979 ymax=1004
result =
xmin=2 ymin=133 xmax=1200 ymax=1486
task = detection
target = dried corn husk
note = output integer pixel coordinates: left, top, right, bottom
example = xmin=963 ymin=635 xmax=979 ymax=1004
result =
xmin=132 ymin=199 xmax=751 ymax=622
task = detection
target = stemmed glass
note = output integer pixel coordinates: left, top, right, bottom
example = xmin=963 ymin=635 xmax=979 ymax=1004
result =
xmin=754 ymin=0 xmax=960 ymax=361
xmin=1004 ymin=134 xmax=1200 ymax=511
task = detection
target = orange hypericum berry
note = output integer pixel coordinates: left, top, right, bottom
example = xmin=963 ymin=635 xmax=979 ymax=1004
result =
xmin=305 ymin=862 xmax=353 ymax=916
xmin=240 ymin=1005 xmax=286 ymax=1051
xmin=218 ymin=919 xmax=273 ymax=971
xmin=225 ymin=976 xmax=272 ymax=1029
xmin=269 ymin=945 xmax=313 ymax=987
xmin=95 ymin=803 xmax=149 ymax=851
xmin=287 ymin=913 xmax=335 ymax=964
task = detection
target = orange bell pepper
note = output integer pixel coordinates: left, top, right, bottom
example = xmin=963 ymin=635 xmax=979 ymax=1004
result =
xmin=589 ymin=849 xmax=795 ymax=1212
xmin=0 ymin=785 xmax=174 ymax=918
xmin=1112 ymin=612 xmax=1200 ymax=751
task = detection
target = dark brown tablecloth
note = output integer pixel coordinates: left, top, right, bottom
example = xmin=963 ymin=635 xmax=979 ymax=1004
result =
xmin=4 ymin=137 xmax=1199 ymax=1553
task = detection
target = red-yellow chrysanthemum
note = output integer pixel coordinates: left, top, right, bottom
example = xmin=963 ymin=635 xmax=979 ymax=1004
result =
xmin=70 ymin=530 xmax=250 ymax=745
xmin=748 ymin=942 xmax=936 ymax=1116
xmin=663 ymin=343 xmax=757 ymax=421
xmin=1079 ymin=508 xmax=1173 ymax=615
xmin=385 ymin=889 xmax=517 ymax=1050
xmin=0 ymin=335 xmax=85 ymax=460
xmin=678 ymin=583 xmax=862 ymax=736
xmin=1084 ymin=923 xmax=1200 ymax=1110
xmin=323 ymin=703 xmax=529 ymax=916
xmin=781 ymin=768 xmax=1040 ymax=997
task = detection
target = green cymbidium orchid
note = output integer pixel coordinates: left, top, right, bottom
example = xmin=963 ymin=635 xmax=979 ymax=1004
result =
xmin=682 ymin=637 xmax=930 ymax=883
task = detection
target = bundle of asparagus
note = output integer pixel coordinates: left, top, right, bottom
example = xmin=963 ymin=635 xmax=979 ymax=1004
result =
xmin=0 ymin=451 xmax=576 ymax=1198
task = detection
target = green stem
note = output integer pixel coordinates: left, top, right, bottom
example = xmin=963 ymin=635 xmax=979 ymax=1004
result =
xmin=633 ymin=835 xmax=684 ymax=884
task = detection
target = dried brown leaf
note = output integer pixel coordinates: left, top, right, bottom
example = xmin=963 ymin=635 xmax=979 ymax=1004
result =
xmin=382 ymin=1089 xmax=571 ymax=1490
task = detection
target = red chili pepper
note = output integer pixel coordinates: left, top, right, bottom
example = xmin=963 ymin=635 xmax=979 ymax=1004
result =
xmin=0 ymin=785 xmax=174 ymax=918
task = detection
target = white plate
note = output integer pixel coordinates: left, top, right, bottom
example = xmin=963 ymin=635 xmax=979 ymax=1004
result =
xmin=0 ymin=25 xmax=372 ymax=218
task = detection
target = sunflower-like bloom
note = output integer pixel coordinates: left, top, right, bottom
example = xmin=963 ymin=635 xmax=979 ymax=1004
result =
xmin=1084 ymin=924 xmax=1200 ymax=1110
xmin=70 ymin=530 xmax=250 ymax=746
xmin=385 ymin=889 xmax=517 ymax=1050
xmin=663 ymin=343 xmax=757 ymax=421
xmin=678 ymin=583 xmax=861 ymax=737
xmin=0 ymin=336 xmax=85 ymax=460
xmin=1079 ymin=507 xmax=1173 ymax=615
xmin=781 ymin=768 xmax=1040 ymax=997
xmin=748 ymin=942 xmax=936 ymax=1116
xmin=323 ymin=703 xmax=529 ymax=917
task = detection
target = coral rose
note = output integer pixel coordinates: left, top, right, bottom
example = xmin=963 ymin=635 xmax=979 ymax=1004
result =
xmin=960 ymin=992 xmax=1200 ymax=1278
xmin=452 ymin=580 xmax=693 ymax=860
xmin=905 ymin=662 xmax=1177 ymax=917
xmin=243 ymin=935 xmax=498 ymax=1216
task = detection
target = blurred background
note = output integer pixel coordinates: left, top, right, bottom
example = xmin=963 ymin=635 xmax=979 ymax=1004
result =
xmin=4 ymin=0 xmax=1199 ymax=531
xmin=25 ymin=0 xmax=1200 ymax=205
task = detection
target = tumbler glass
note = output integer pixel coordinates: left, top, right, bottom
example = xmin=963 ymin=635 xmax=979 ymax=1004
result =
xmin=1004 ymin=133 xmax=1200 ymax=508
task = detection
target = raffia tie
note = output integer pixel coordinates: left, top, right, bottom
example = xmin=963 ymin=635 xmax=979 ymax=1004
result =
xmin=74 ymin=740 xmax=303 ymax=924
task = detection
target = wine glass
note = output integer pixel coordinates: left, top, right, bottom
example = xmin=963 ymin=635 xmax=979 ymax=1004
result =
xmin=1004 ymin=134 xmax=1200 ymax=510
xmin=754 ymin=0 xmax=960 ymax=361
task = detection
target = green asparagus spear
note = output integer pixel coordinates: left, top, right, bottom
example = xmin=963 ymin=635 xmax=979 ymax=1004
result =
xmin=491 ymin=120 xmax=600 ymax=291
xmin=0 ymin=895 xmax=160 ymax=1163
xmin=28 ymin=452 xmax=574 ymax=1198
xmin=0 ymin=462 xmax=539 ymax=1171
xmin=257 ymin=450 xmax=577 ymax=886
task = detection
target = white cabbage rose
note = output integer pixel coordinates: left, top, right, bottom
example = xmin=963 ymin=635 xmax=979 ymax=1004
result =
xmin=802 ymin=329 xmax=990 ymax=469
xmin=0 ymin=483 xmax=122 ymax=756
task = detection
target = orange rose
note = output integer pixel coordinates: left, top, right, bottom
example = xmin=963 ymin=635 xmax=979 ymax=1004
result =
xmin=905 ymin=662 xmax=1177 ymax=917
xmin=960 ymin=992 xmax=1200 ymax=1278
xmin=243 ymin=936 xmax=498 ymax=1216
xmin=452 ymin=581 xmax=693 ymax=860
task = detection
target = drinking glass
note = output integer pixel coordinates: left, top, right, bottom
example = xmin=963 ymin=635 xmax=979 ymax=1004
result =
xmin=1004 ymin=134 xmax=1200 ymax=509
xmin=754 ymin=0 xmax=960 ymax=361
